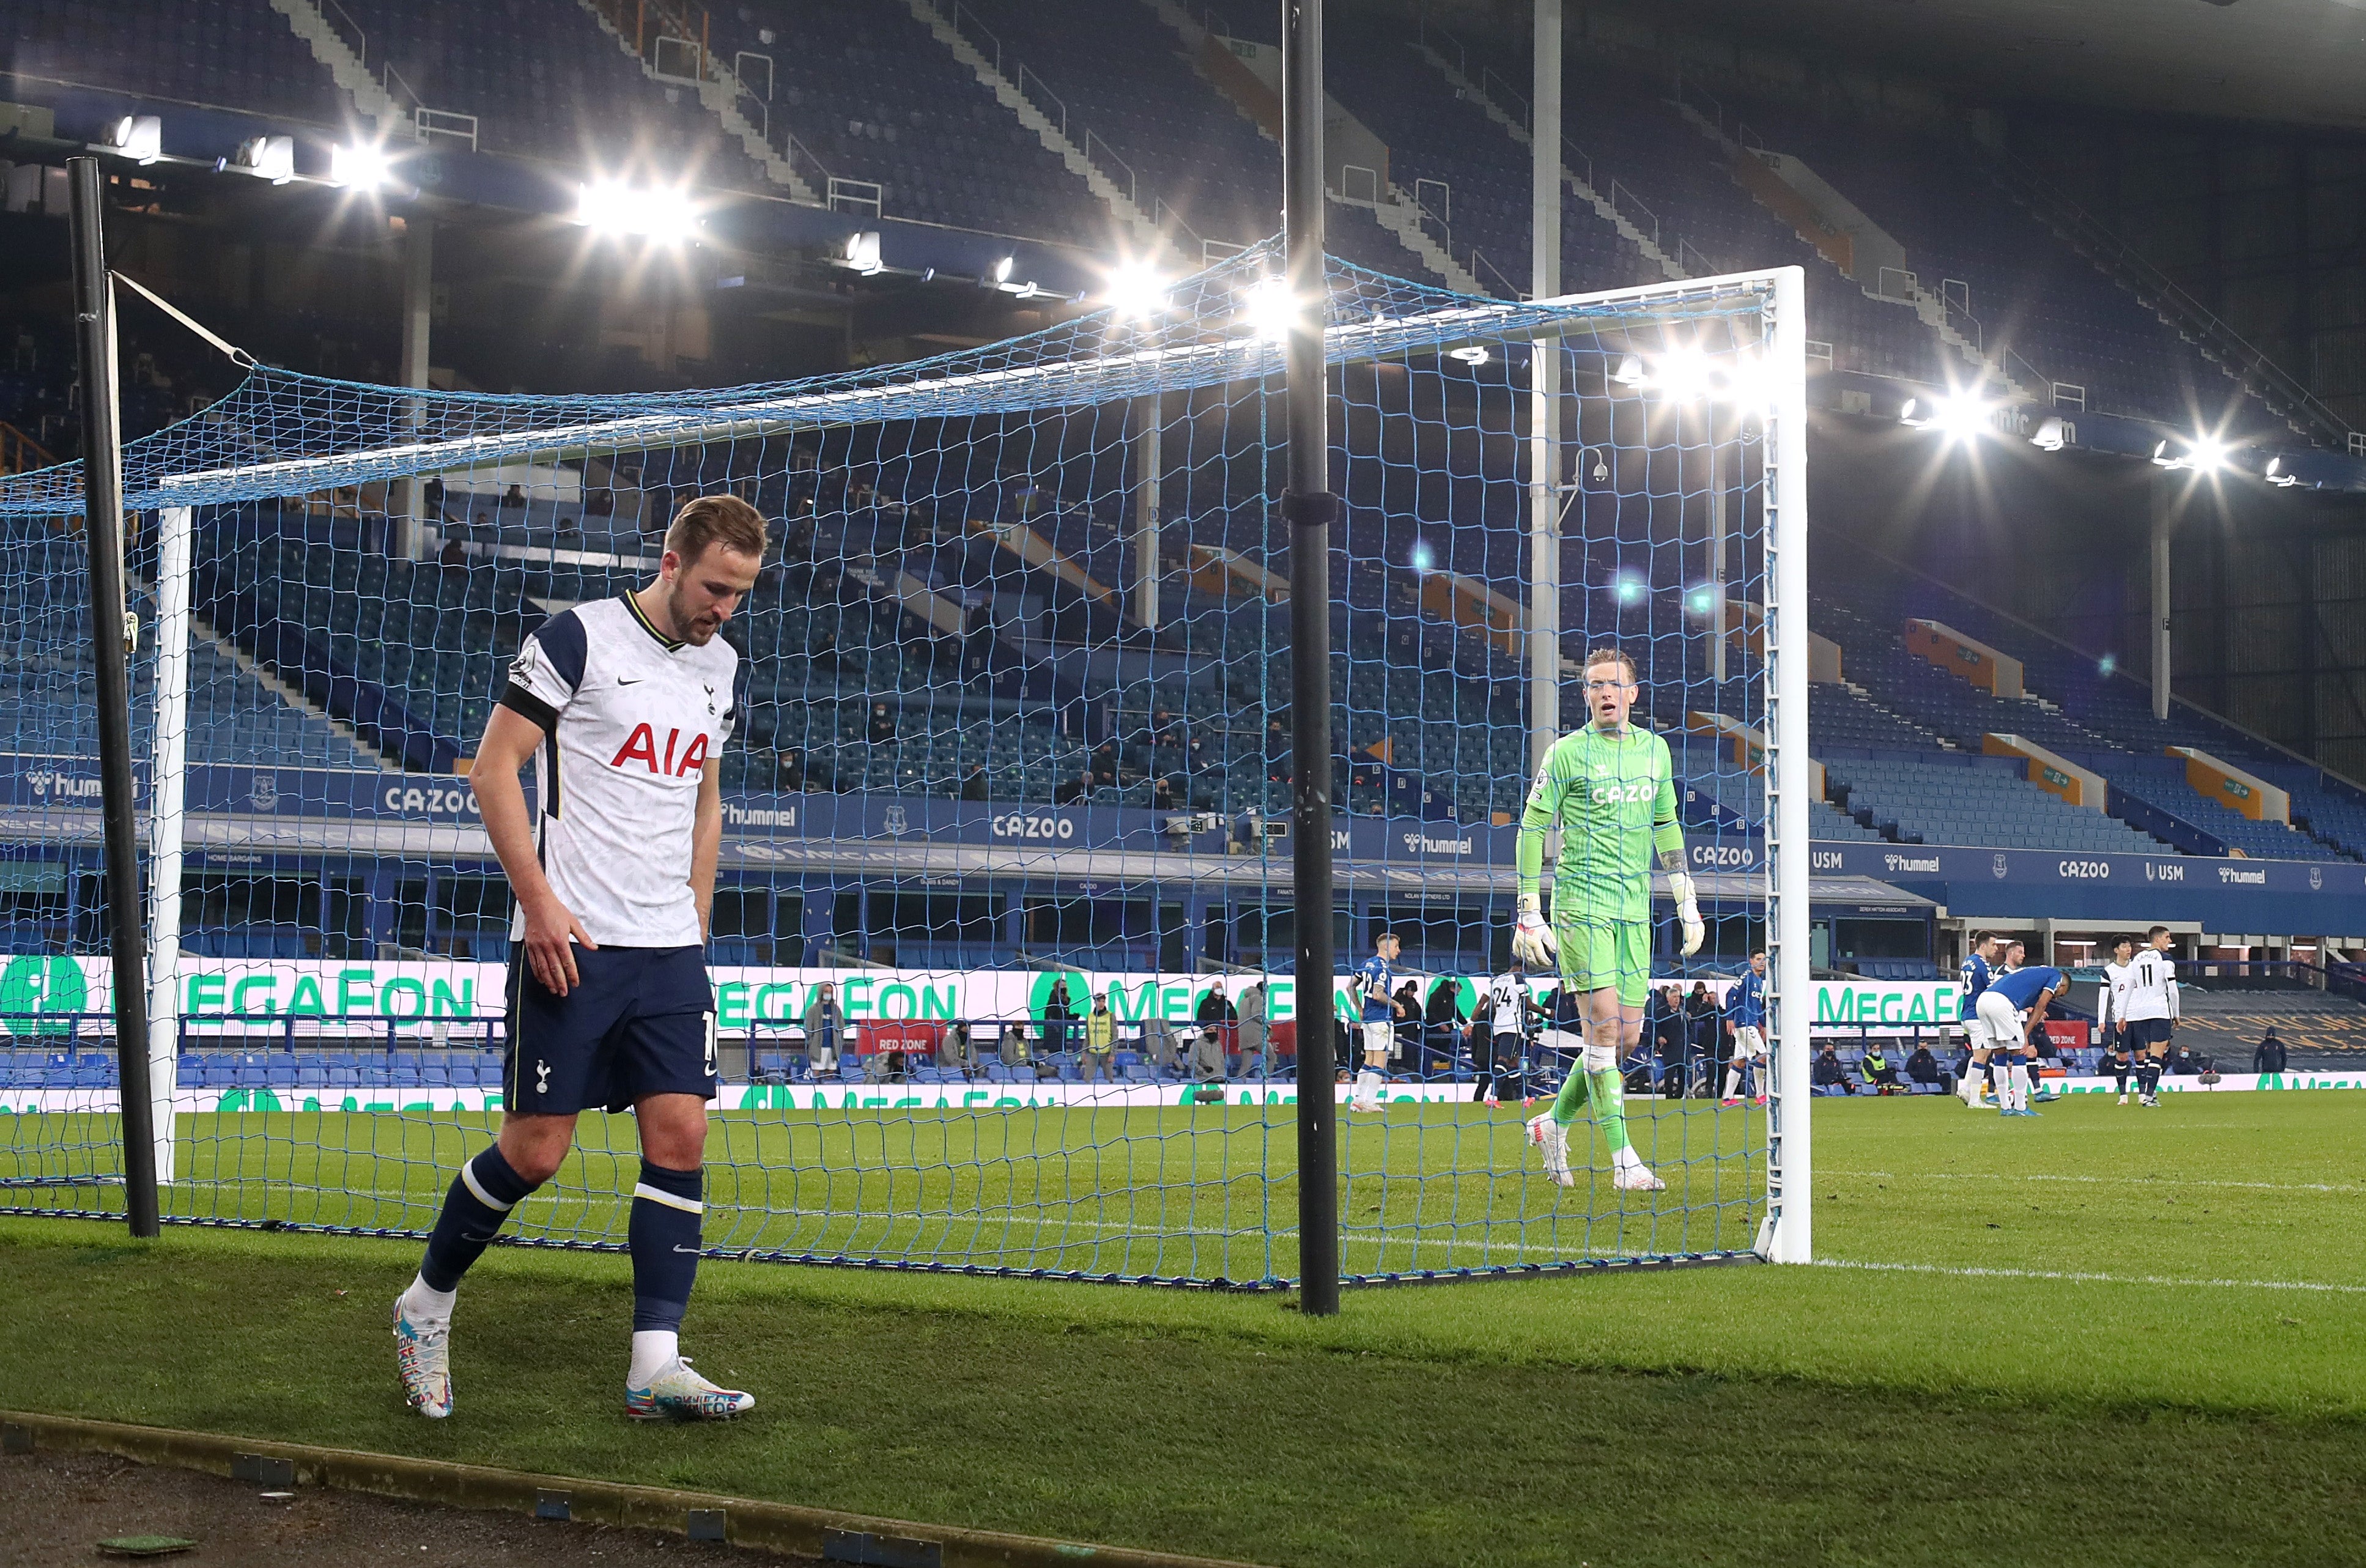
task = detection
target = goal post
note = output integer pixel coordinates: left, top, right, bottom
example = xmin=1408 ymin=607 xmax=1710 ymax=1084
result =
xmin=1 ymin=246 xmax=1811 ymax=1287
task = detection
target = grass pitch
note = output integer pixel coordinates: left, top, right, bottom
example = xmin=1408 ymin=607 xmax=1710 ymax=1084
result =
xmin=5 ymin=1092 xmax=2365 ymax=1566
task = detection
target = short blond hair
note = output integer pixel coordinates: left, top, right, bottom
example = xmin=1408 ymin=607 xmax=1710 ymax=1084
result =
xmin=665 ymin=493 xmax=769 ymax=566
xmin=1583 ymin=645 xmax=1636 ymax=681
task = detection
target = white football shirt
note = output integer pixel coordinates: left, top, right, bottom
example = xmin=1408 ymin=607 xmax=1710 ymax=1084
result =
xmin=2120 ymin=949 xmax=2180 ymax=1022
xmin=1488 ymin=974 xmax=1529 ymax=1032
xmin=501 ymin=594 xmax=740 ymax=949
xmin=2097 ymin=960 xmax=2131 ymax=1033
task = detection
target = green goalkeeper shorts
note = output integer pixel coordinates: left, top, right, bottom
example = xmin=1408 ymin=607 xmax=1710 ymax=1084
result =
xmin=1552 ymin=915 xmax=1652 ymax=1007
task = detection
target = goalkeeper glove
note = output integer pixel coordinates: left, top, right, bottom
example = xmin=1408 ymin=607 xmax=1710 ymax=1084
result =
xmin=1511 ymin=893 xmax=1557 ymax=969
xmin=1666 ymin=871 xmax=1706 ymax=957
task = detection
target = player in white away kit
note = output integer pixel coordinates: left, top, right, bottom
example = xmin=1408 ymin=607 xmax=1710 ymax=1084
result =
xmin=2096 ymin=934 xmax=2137 ymax=1103
xmin=2121 ymin=925 xmax=2181 ymax=1107
xmin=393 ymin=496 xmax=764 ymax=1423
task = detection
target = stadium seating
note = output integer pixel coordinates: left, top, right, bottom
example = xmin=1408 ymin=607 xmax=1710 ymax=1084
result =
xmin=323 ymin=0 xmax=760 ymax=181
xmin=1718 ymin=95 xmax=2260 ymax=431
xmin=1822 ymin=752 xmax=2164 ymax=854
xmin=0 ymin=527 xmax=391 ymax=773
xmin=713 ymin=0 xmax=1107 ymax=241
xmin=2 ymin=0 xmax=342 ymax=127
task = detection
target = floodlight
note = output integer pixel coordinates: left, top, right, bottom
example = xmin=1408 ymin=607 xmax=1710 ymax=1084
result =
xmin=579 ymin=180 xmax=701 ymax=242
xmin=1103 ymin=259 xmax=1170 ymax=319
xmin=1447 ymin=344 xmax=1489 ymax=365
xmin=107 ymin=115 xmax=162 ymax=165
xmin=2264 ymin=456 xmax=2301 ymax=488
xmin=2151 ymin=435 xmax=2233 ymax=475
xmin=1409 ymin=540 xmax=1435 ymax=574
xmin=232 ymin=135 xmax=295 ymax=184
xmin=1610 ymin=572 xmax=1647 ymax=606
xmin=1241 ymin=275 xmax=1297 ymax=342
xmin=1715 ymin=350 xmax=1771 ymax=412
xmin=1652 ymin=346 xmax=1711 ymax=403
xmin=2098 ymin=653 xmax=2118 ymax=676
xmin=2030 ymin=416 xmax=2070 ymax=451
xmin=837 ymin=229 xmax=882 ymax=273
xmin=1898 ymin=397 xmax=1925 ymax=427
xmin=1920 ymin=393 xmax=1991 ymax=443
xmin=1684 ymin=583 xmax=1717 ymax=616
xmin=329 ymin=141 xmax=394 ymax=193
xmin=1611 ymin=353 xmax=1646 ymax=387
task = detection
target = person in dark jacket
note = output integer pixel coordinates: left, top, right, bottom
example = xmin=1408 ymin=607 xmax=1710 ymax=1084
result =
xmin=1197 ymin=981 xmax=1237 ymax=1070
xmin=1813 ymin=1044 xmax=1855 ymax=1094
xmin=1906 ymin=1044 xmax=1941 ymax=1086
xmin=2253 ymin=1027 xmax=2288 ymax=1075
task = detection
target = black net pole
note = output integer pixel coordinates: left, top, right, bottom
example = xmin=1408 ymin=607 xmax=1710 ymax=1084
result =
xmin=68 ymin=155 xmax=160 ymax=1238
xmin=1281 ymin=0 xmax=1339 ymax=1314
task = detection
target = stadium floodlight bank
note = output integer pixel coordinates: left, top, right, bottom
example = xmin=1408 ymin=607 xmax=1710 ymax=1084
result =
xmin=0 ymin=243 xmax=1811 ymax=1290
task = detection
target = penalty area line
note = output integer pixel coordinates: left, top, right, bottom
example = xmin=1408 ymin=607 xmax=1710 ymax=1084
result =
xmin=1814 ymin=1258 xmax=2366 ymax=1295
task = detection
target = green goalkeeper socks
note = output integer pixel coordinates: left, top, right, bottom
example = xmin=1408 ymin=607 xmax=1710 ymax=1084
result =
xmin=1587 ymin=1067 xmax=1633 ymax=1155
xmin=1547 ymin=1067 xmax=1635 ymax=1156
xmin=1548 ymin=1066 xmax=1591 ymax=1125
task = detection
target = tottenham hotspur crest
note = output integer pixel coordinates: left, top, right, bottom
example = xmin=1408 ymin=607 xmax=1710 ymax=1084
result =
xmin=534 ymin=1059 xmax=551 ymax=1095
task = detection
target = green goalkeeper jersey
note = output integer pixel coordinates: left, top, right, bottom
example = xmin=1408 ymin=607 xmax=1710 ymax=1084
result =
xmin=1515 ymin=723 xmax=1684 ymax=923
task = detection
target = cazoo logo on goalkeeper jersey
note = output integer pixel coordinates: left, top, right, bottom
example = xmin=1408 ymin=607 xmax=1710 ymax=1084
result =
xmin=1591 ymin=779 xmax=1655 ymax=804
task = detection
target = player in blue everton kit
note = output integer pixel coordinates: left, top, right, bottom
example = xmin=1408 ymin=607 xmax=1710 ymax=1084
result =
xmin=393 ymin=496 xmax=765 ymax=1424
xmin=1956 ymin=932 xmax=2005 ymax=1108
xmin=1973 ymin=962 xmax=2068 ymax=1118
xmin=1720 ymin=949 xmax=1769 ymax=1106
xmin=1348 ymin=931 xmax=1405 ymax=1114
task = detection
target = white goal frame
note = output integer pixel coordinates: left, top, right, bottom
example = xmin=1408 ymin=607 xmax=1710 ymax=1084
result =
xmin=124 ymin=262 xmax=1811 ymax=1270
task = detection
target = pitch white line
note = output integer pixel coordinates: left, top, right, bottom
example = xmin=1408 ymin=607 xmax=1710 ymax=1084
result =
xmin=1815 ymin=1258 xmax=2366 ymax=1295
xmin=1828 ymin=1169 xmax=2360 ymax=1195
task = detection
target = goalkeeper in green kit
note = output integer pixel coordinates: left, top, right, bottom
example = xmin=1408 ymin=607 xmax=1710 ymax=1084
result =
xmin=1512 ymin=645 xmax=1704 ymax=1192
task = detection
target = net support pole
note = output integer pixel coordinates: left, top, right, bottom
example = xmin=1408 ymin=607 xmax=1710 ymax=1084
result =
xmin=1528 ymin=0 xmax=1562 ymax=771
xmin=2150 ymin=473 xmax=2173 ymax=722
xmin=1762 ymin=264 xmax=1812 ymax=1265
xmin=396 ymin=215 xmax=434 ymax=561
xmin=1281 ymin=0 xmax=1339 ymax=1314
xmin=1709 ymin=434 xmax=1727 ymax=683
xmin=144 ymin=504 xmax=192 ymax=1188
xmin=67 ymin=155 xmax=160 ymax=1238
xmin=1132 ymin=394 xmax=1161 ymax=631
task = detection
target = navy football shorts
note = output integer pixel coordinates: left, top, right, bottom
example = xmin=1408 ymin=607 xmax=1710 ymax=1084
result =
xmin=503 ymin=945 xmax=716 ymax=1115
xmin=2123 ymin=1017 xmax=2175 ymax=1052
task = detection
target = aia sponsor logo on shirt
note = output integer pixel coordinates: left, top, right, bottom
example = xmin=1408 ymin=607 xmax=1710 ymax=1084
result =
xmin=610 ymin=722 xmax=711 ymax=777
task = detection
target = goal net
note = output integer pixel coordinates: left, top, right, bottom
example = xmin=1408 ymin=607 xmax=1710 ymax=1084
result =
xmin=0 ymin=244 xmax=1811 ymax=1287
